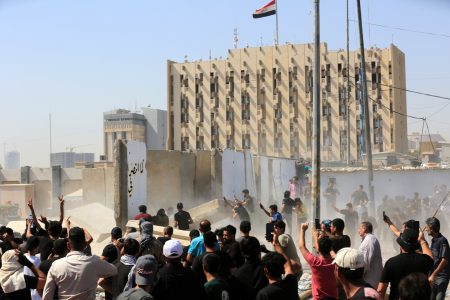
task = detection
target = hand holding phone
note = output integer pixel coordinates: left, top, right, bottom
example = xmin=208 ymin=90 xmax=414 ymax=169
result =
xmin=314 ymin=218 xmax=321 ymax=230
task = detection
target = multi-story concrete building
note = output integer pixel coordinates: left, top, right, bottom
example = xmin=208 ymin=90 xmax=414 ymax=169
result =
xmin=4 ymin=151 xmax=20 ymax=169
xmin=167 ymin=43 xmax=408 ymax=162
xmin=51 ymin=152 xmax=95 ymax=168
xmin=103 ymin=108 xmax=167 ymax=161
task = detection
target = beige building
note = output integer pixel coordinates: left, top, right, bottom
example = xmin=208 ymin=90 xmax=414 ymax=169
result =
xmin=103 ymin=109 xmax=146 ymax=161
xmin=167 ymin=43 xmax=407 ymax=162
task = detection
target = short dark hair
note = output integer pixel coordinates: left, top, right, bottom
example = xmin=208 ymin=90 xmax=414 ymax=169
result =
xmin=48 ymin=221 xmax=63 ymax=238
xmin=269 ymin=204 xmax=278 ymax=212
xmin=425 ymin=217 xmax=440 ymax=232
xmin=26 ymin=236 xmax=40 ymax=252
xmin=124 ymin=238 xmax=140 ymax=256
xmin=203 ymin=231 xmax=218 ymax=248
xmin=177 ymin=202 xmax=183 ymax=209
xmin=53 ymin=238 xmax=67 ymax=256
xmin=69 ymin=227 xmax=86 ymax=251
xmin=332 ymin=218 xmax=345 ymax=232
xmin=110 ymin=227 xmax=123 ymax=240
xmin=331 ymin=235 xmax=351 ymax=253
xmin=101 ymin=244 xmax=118 ymax=263
xmin=242 ymin=189 xmax=249 ymax=194
xmin=261 ymin=252 xmax=286 ymax=279
xmin=318 ymin=236 xmax=332 ymax=255
xmin=338 ymin=267 xmax=364 ymax=282
xmin=138 ymin=205 xmax=147 ymax=213
xmin=203 ymin=253 xmax=221 ymax=274
xmin=199 ymin=220 xmax=211 ymax=233
xmin=398 ymin=273 xmax=431 ymax=300
xmin=273 ymin=220 xmax=286 ymax=231
xmin=361 ymin=221 xmax=373 ymax=233
xmin=189 ymin=229 xmax=200 ymax=239
xmin=284 ymin=190 xmax=291 ymax=198
xmin=240 ymin=221 xmax=251 ymax=234
xmin=164 ymin=226 xmax=174 ymax=236
xmin=224 ymin=225 xmax=237 ymax=236
xmin=240 ymin=236 xmax=260 ymax=258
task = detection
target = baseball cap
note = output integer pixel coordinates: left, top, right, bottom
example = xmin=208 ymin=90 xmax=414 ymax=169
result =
xmin=163 ymin=239 xmax=183 ymax=258
xmin=134 ymin=255 xmax=157 ymax=286
xmin=333 ymin=247 xmax=365 ymax=270
xmin=321 ymin=219 xmax=332 ymax=229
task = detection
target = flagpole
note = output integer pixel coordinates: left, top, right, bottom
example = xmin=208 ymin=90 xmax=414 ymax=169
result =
xmin=275 ymin=0 xmax=279 ymax=44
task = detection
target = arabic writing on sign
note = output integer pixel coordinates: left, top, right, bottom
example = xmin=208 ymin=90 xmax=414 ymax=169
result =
xmin=128 ymin=159 xmax=145 ymax=198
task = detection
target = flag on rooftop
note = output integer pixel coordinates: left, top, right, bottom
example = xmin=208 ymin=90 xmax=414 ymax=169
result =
xmin=252 ymin=0 xmax=276 ymax=19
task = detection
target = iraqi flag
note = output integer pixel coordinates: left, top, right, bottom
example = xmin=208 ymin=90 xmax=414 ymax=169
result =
xmin=253 ymin=0 xmax=276 ymax=18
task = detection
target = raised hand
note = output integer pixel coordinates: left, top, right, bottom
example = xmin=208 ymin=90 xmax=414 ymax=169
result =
xmin=27 ymin=198 xmax=34 ymax=210
xmin=39 ymin=215 xmax=48 ymax=224
xmin=58 ymin=195 xmax=65 ymax=206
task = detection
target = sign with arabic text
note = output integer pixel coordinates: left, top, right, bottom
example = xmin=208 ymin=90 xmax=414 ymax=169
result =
xmin=127 ymin=141 xmax=147 ymax=219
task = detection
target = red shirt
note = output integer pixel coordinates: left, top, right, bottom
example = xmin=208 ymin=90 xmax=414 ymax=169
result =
xmin=305 ymin=252 xmax=338 ymax=300
xmin=133 ymin=213 xmax=152 ymax=221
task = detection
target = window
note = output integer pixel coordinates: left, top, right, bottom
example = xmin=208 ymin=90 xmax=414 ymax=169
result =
xmin=260 ymin=69 xmax=265 ymax=82
xmin=181 ymin=137 xmax=189 ymax=151
xmin=323 ymin=131 xmax=332 ymax=147
xmin=226 ymin=136 xmax=234 ymax=149
xmin=121 ymin=132 xmax=127 ymax=140
xmin=274 ymin=135 xmax=282 ymax=150
xmin=112 ymin=132 xmax=117 ymax=140
xmin=242 ymin=134 xmax=251 ymax=149
xmin=226 ymin=110 xmax=234 ymax=122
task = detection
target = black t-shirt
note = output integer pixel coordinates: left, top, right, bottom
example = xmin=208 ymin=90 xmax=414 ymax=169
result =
xmin=222 ymin=241 xmax=244 ymax=268
xmin=347 ymin=285 xmax=380 ymax=300
xmin=112 ymin=262 xmax=134 ymax=299
xmin=156 ymin=237 xmax=171 ymax=245
xmin=430 ymin=233 xmax=450 ymax=278
xmin=230 ymin=258 xmax=269 ymax=300
xmin=192 ymin=251 xmax=233 ymax=284
xmin=282 ymin=198 xmax=295 ymax=215
xmin=235 ymin=205 xmax=250 ymax=222
xmin=152 ymin=262 xmax=205 ymax=300
xmin=174 ymin=210 xmax=192 ymax=230
xmin=380 ymin=252 xmax=434 ymax=300
xmin=340 ymin=210 xmax=358 ymax=231
xmin=39 ymin=257 xmax=61 ymax=275
xmin=0 ymin=275 xmax=37 ymax=300
xmin=39 ymin=236 xmax=54 ymax=262
xmin=256 ymin=274 xmax=298 ymax=300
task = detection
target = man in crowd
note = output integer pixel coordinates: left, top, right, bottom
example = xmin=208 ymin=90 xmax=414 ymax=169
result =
xmin=351 ymin=185 xmax=369 ymax=206
xmin=173 ymin=202 xmax=193 ymax=230
xmin=186 ymin=220 xmax=213 ymax=264
xmin=398 ymin=273 xmax=431 ymax=300
xmin=259 ymin=204 xmax=283 ymax=223
xmin=110 ymin=238 xmax=140 ymax=299
xmin=230 ymin=236 xmax=268 ymax=300
xmin=298 ymin=222 xmax=338 ymax=300
xmin=133 ymin=205 xmax=152 ymax=222
xmin=330 ymin=218 xmax=351 ymax=253
xmin=237 ymin=220 xmax=251 ymax=242
xmin=139 ymin=222 xmax=163 ymax=266
xmin=222 ymin=225 xmax=244 ymax=268
xmin=425 ymin=217 xmax=450 ymax=300
xmin=280 ymin=191 xmax=295 ymax=234
xmin=203 ymin=253 xmax=232 ymax=300
xmin=43 ymin=227 xmax=117 ymax=300
xmin=333 ymin=247 xmax=381 ymax=299
xmin=156 ymin=226 xmax=173 ymax=245
xmin=332 ymin=203 xmax=359 ymax=243
xmin=152 ymin=240 xmax=204 ymax=300
xmin=241 ymin=189 xmax=255 ymax=214
xmin=323 ymin=180 xmax=340 ymax=218
xmin=377 ymin=228 xmax=434 ymax=300
xmin=358 ymin=221 xmax=383 ymax=288
xmin=116 ymin=255 xmax=157 ymax=300
xmin=272 ymin=220 xmax=302 ymax=278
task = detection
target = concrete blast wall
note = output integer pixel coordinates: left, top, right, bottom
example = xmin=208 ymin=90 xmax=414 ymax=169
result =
xmin=82 ymin=167 xmax=115 ymax=209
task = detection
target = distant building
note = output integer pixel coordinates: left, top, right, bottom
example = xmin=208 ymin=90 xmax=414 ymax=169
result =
xmin=103 ymin=107 xmax=167 ymax=161
xmin=142 ymin=107 xmax=167 ymax=150
xmin=4 ymin=151 xmax=20 ymax=169
xmin=167 ymin=43 xmax=408 ymax=162
xmin=51 ymin=152 xmax=95 ymax=168
xmin=408 ymin=132 xmax=446 ymax=152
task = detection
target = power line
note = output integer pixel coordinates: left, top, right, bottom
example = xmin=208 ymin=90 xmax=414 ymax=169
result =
xmin=349 ymin=19 xmax=450 ymax=39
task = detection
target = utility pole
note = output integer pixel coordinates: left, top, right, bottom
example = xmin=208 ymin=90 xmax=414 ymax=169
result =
xmin=356 ymin=0 xmax=375 ymax=215
xmin=346 ymin=0 xmax=351 ymax=165
xmin=49 ymin=113 xmax=53 ymax=167
xmin=312 ymin=0 xmax=321 ymax=222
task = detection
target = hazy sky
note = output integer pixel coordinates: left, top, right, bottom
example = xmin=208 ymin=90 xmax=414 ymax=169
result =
xmin=1 ymin=0 xmax=449 ymax=167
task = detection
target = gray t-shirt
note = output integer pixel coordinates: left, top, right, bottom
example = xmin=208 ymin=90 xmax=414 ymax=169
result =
xmin=117 ymin=288 xmax=153 ymax=300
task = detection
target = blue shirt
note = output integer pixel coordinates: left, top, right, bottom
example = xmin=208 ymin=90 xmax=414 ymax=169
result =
xmin=187 ymin=234 xmax=220 ymax=258
xmin=271 ymin=212 xmax=283 ymax=222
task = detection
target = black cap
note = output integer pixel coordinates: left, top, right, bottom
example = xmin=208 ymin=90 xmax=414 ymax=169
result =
xmin=397 ymin=229 xmax=420 ymax=252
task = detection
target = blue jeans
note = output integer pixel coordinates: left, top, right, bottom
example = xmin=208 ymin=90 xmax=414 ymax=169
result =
xmin=431 ymin=276 xmax=449 ymax=300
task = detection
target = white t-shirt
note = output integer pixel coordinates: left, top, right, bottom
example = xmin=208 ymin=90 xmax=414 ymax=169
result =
xmin=24 ymin=253 xmax=42 ymax=300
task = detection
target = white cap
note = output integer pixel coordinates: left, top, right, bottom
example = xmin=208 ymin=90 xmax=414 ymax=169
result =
xmin=332 ymin=247 xmax=365 ymax=270
xmin=163 ymin=239 xmax=183 ymax=258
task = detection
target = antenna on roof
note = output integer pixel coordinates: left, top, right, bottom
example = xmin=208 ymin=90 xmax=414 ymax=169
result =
xmin=233 ymin=28 xmax=239 ymax=49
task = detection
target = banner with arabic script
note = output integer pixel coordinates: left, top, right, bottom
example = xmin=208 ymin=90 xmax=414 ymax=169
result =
xmin=127 ymin=141 xmax=148 ymax=219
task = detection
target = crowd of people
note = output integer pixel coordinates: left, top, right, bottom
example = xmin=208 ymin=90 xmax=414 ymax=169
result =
xmin=0 ymin=179 xmax=449 ymax=300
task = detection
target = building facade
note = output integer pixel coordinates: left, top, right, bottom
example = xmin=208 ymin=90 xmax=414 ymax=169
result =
xmin=51 ymin=152 xmax=95 ymax=168
xmin=167 ymin=43 xmax=408 ymax=162
xmin=103 ymin=108 xmax=167 ymax=161
xmin=4 ymin=151 xmax=20 ymax=169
